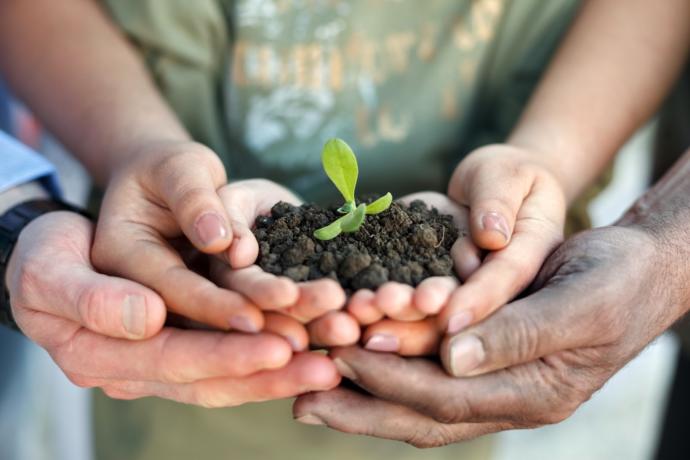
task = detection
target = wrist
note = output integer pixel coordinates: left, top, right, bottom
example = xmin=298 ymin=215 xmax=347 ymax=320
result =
xmin=507 ymin=125 xmax=593 ymax=204
xmin=616 ymin=151 xmax=690 ymax=316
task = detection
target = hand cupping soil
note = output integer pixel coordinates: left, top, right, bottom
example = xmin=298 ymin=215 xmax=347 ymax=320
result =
xmin=253 ymin=200 xmax=461 ymax=292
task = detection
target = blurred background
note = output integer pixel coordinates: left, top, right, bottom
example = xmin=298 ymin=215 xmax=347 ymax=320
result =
xmin=0 ymin=93 xmax=682 ymax=460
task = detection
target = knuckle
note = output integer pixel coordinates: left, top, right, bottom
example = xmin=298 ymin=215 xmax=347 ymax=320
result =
xmin=488 ymin=312 xmax=541 ymax=365
xmin=407 ymin=424 xmax=456 ymax=449
xmin=174 ymin=186 xmax=215 ymax=214
xmin=192 ymin=389 xmax=232 ymax=409
xmin=428 ymin=396 xmax=470 ymax=425
xmin=13 ymin=258 xmax=43 ymax=307
xmin=531 ymin=356 xmax=590 ymax=425
xmin=101 ymin=386 xmax=136 ymax=401
xmin=65 ymin=373 xmax=97 ymax=389
xmin=76 ymin=286 xmax=111 ymax=333
xmin=153 ymin=147 xmax=225 ymax=185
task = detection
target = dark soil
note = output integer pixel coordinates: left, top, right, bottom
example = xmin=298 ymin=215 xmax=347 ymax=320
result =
xmin=253 ymin=200 xmax=461 ymax=291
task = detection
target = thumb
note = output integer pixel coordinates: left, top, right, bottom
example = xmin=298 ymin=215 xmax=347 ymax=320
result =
xmin=153 ymin=148 xmax=233 ymax=254
xmin=7 ymin=213 xmax=167 ymax=340
xmin=63 ymin=267 xmax=167 ymax=340
xmin=439 ymin=283 xmax=597 ymax=377
xmin=449 ymin=162 xmax=532 ymax=251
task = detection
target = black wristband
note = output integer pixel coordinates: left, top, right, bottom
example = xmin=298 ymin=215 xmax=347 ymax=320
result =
xmin=0 ymin=199 xmax=90 ymax=333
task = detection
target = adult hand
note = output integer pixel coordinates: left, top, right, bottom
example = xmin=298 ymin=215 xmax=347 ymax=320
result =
xmin=6 ymin=211 xmax=340 ymax=405
xmin=91 ymin=141 xmax=268 ymax=332
xmin=294 ymin=224 xmax=686 ymax=446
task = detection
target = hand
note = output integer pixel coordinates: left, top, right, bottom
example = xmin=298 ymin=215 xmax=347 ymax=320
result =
xmin=92 ymin=141 xmax=266 ymax=332
xmin=345 ymin=191 xmax=479 ymax=356
xmin=6 ymin=211 xmax=339 ymax=405
xmin=293 ymin=225 xmax=683 ymax=446
xmin=438 ymin=144 xmax=566 ymax=334
xmin=209 ymin=179 xmax=358 ymax=349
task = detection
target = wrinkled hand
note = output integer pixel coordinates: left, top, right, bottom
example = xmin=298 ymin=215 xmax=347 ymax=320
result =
xmin=6 ymin=212 xmax=340 ymax=405
xmin=294 ymin=225 xmax=682 ymax=446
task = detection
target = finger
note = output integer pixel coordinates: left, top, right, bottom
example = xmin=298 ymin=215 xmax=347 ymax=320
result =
xmin=282 ymin=279 xmax=346 ymax=323
xmin=52 ymin=325 xmax=293 ymax=383
xmin=93 ymin=230 xmax=264 ymax=332
xmin=217 ymin=179 xmax=303 ymax=268
xmin=438 ymin=215 xmax=563 ymax=335
xmin=440 ymin=283 xmax=599 ymax=377
xmin=9 ymin=214 xmax=166 ymax=340
xmin=346 ymin=289 xmax=383 ymax=325
xmin=412 ymin=277 xmax=458 ymax=315
xmin=328 ymin=346 xmax=578 ymax=425
xmin=374 ymin=282 xmax=425 ymax=321
xmin=264 ymin=312 xmax=309 ymax=351
xmin=212 ymin=264 xmax=300 ymax=310
xmin=294 ymin=388 xmax=510 ymax=448
xmin=308 ymin=311 xmax=361 ymax=348
xmin=225 ymin=205 xmax=259 ymax=269
xmin=451 ymin=237 xmax=482 ymax=281
xmin=449 ymin=160 xmax=533 ymax=250
xmin=109 ymin=352 xmax=340 ymax=407
xmin=362 ymin=318 xmax=439 ymax=356
xmin=152 ymin=149 xmax=232 ymax=253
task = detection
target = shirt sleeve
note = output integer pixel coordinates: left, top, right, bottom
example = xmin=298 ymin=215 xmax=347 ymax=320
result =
xmin=0 ymin=130 xmax=62 ymax=198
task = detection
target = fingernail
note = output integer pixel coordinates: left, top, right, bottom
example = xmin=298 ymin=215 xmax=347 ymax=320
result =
xmin=229 ymin=315 xmax=259 ymax=333
xmin=364 ymin=334 xmax=400 ymax=352
xmin=295 ymin=414 xmax=325 ymax=426
xmin=286 ymin=336 xmax=304 ymax=352
xmin=449 ymin=334 xmax=485 ymax=376
xmin=480 ymin=212 xmax=510 ymax=242
xmin=447 ymin=310 xmax=474 ymax=335
xmin=195 ymin=212 xmax=228 ymax=247
xmin=333 ymin=357 xmax=357 ymax=380
xmin=122 ymin=295 xmax=146 ymax=339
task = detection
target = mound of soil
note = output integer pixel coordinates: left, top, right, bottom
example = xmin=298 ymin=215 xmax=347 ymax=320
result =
xmin=253 ymin=200 xmax=460 ymax=291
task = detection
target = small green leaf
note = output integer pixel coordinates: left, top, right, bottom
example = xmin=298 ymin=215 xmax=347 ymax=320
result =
xmin=322 ymin=138 xmax=358 ymax=204
xmin=341 ymin=203 xmax=366 ymax=233
xmin=365 ymin=192 xmax=393 ymax=215
xmin=313 ymin=215 xmax=347 ymax=240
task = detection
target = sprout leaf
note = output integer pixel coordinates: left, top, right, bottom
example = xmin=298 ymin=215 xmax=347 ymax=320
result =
xmin=322 ymin=138 xmax=358 ymax=205
xmin=365 ymin=192 xmax=392 ymax=215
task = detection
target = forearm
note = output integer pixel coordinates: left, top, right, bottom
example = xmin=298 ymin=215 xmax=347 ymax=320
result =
xmin=619 ymin=147 xmax=690 ymax=316
xmin=0 ymin=0 xmax=189 ymax=185
xmin=508 ymin=0 xmax=690 ymax=203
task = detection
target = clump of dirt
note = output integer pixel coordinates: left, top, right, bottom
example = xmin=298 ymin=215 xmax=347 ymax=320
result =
xmin=253 ymin=200 xmax=460 ymax=291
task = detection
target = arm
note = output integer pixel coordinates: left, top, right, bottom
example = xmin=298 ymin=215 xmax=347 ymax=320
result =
xmin=508 ymin=0 xmax=690 ymax=202
xmin=0 ymin=0 xmax=269 ymax=328
xmin=0 ymin=0 xmax=188 ymax=185
xmin=437 ymin=0 xmax=690 ymax=333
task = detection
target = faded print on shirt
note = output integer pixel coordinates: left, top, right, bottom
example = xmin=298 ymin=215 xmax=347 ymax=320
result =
xmin=224 ymin=0 xmax=505 ymax=197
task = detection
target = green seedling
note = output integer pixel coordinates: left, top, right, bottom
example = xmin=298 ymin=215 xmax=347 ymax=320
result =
xmin=314 ymin=138 xmax=393 ymax=240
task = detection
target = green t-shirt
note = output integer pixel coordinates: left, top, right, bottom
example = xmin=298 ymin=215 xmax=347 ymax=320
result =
xmin=94 ymin=1 xmax=579 ymax=459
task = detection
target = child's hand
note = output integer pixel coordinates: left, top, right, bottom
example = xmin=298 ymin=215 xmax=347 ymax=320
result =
xmin=349 ymin=144 xmax=566 ymax=356
xmin=208 ymin=179 xmax=357 ymax=350
xmin=92 ymin=141 xmax=267 ymax=333
xmin=345 ymin=192 xmax=479 ymax=355
xmin=439 ymin=143 xmax=566 ymax=334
